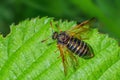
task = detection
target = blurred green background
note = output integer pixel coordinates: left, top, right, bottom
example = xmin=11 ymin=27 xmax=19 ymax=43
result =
xmin=0 ymin=0 xmax=120 ymax=41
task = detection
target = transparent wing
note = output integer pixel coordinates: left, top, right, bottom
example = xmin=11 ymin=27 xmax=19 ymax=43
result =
xmin=57 ymin=44 xmax=68 ymax=76
xmin=57 ymin=44 xmax=79 ymax=76
xmin=66 ymin=49 xmax=79 ymax=70
xmin=66 ymin=18 xmax=96 ymax=40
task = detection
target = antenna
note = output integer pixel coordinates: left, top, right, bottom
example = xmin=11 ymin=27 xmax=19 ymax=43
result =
xmin=50 ymin=21 xmax=62 ymax=32
xmin=41 ymin=21 xmax=54 ymax=43
xmin=41 ymin=37 xmax=51 ymax=43
xmin=50 ymin=21 xmax=54 ymax=33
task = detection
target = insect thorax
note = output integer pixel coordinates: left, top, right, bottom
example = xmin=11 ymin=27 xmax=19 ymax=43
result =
xmin=57 ymin=31 xmax=70 ymax=44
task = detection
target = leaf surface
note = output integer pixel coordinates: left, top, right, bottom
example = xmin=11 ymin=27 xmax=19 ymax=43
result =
xmin=0 ymin=17 xmax=119 ymax=80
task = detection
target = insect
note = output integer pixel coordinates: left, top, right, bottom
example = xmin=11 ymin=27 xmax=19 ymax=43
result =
xmin=42 ymin=18 xmax=94 ymax=76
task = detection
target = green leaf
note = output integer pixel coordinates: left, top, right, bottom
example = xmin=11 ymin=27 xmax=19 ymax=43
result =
xmin=0 ymin=17 xmax=120 ymax=80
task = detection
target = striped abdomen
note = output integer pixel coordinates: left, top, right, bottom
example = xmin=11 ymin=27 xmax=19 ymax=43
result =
xmin=66 ymin=37 xmax=93 ymax=58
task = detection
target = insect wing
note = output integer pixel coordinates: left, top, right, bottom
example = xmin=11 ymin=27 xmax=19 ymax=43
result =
xmin=57 ymin=44 xmax=68 ymax=76
xmin=57 ymin=44 xmax=79 ymax=76
xmin=66 ymin=49 xmax=79 ymax=70
xmin=67 ymin=18 xmax=96 ymax=39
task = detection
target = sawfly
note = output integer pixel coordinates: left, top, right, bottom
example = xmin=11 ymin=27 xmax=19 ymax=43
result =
xmin=41 ymin=18 xmax=94 ymax=76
